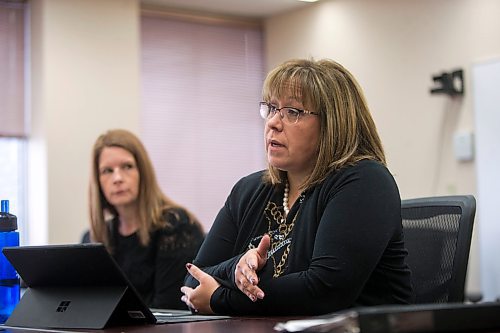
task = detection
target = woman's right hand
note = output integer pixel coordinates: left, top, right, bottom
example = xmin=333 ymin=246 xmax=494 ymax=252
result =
xmin=234 ymin=234 xmax=270 ymax=302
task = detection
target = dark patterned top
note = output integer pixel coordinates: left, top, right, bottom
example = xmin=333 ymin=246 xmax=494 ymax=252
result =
xmin=185 ymin=160 xmax=414 ymax=315
xmin=109 ymin=208 xmax=204 ymax=309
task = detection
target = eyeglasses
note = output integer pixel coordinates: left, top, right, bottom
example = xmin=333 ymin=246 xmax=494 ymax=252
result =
xmin=259 ymin=102 xmax=319 ymax=124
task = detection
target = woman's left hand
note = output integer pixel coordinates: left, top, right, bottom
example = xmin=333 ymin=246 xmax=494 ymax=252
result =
xmin=180 ymin=263 xmax=220 ymax=314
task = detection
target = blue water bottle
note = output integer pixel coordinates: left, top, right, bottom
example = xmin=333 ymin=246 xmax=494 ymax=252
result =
xmin=0 ymin=200 xmax=20 ymax=324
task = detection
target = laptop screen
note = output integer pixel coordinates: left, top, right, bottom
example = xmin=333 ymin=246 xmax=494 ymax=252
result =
xmin=2 ymin=243 xmax=157 ymax=328
xmin=3 ymin=243 xmax=132 ymax=287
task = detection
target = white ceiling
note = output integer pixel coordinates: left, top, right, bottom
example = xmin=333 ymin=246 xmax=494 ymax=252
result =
xmin=140 ymin=0 xmax=317 ymax=19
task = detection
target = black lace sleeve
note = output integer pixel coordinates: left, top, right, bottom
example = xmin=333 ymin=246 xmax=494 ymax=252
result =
xmin=151 ymin=208 xmax=205 ymax=309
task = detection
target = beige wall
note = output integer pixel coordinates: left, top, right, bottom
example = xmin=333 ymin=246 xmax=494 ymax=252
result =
xmin=28 ymin=0 xmax=141 ymax=244
xmin=28 ymin=0 xmax=499 ymax=295
xmin=264 ymin=0 xmax=500 ymax=294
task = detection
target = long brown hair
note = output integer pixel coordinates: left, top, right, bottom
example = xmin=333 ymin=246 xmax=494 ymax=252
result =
xmin=89 ymin=129 xmax=200 ymax=248
xmin=262 ymin=59 xmax=386 ymax=191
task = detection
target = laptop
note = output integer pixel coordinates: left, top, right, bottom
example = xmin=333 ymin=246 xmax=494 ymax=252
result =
xmin=2 ymin=243 xmax=228 ymax=329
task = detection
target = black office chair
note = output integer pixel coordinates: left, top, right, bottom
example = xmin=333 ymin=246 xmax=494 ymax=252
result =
xmin=401 ymin=195 xmax=476 ymax=304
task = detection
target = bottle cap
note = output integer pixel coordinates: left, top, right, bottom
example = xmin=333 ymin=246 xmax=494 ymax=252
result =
xmin=1 ymin=199 xmax=9 ymax=213
xmin=0 ymin=200 xmax=18 ymax=232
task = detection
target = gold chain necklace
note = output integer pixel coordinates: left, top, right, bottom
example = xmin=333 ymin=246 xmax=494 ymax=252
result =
xmin=270 ymin=182 xmax=304 ymax=278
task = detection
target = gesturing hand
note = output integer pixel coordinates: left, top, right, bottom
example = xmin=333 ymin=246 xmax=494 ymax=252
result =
xmin=235 ymin=234 xmax=270 ymax=302
xmin=180 ymin=263 xmax=220 ymax=314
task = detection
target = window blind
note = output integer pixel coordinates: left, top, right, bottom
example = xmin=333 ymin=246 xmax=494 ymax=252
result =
xmin=140 ymin=13 xmax=266 ymax=230
xmin=0 ymin=1 xmax=25 ymax=137
xmin=0 ymin=1 xmax=27 ymax=244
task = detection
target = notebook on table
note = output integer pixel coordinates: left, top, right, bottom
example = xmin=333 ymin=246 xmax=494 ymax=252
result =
xmin=2 ymin=243 xmax=229 ymax=329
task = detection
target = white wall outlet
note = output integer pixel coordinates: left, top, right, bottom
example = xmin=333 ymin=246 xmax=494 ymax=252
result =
xmin=453 ymin=131 xmax=474 ymax=162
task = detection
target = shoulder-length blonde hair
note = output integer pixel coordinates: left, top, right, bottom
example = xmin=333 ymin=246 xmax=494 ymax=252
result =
xmin=89 ymin=129 xmax=199 ymax=248
xmin=263 ymin=59 xmax=386 ymax=190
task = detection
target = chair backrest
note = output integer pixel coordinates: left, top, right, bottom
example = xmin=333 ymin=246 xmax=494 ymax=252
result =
xmin=401 ymin=195 xmax=476 ymax=304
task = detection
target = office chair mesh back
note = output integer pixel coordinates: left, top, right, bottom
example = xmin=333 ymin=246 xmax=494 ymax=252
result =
xmin=401 ymin=196 xmax=475 ymax=304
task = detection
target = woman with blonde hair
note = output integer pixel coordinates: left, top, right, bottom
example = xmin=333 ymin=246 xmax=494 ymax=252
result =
xmin=181 ymin=59 xmax=413 ymax=315
xmin=88 ymin=129 xmax=204 ymax=309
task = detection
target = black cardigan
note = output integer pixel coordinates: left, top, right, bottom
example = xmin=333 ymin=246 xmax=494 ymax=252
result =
xmin=185 ymin=160 xmax=413 ymax=315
